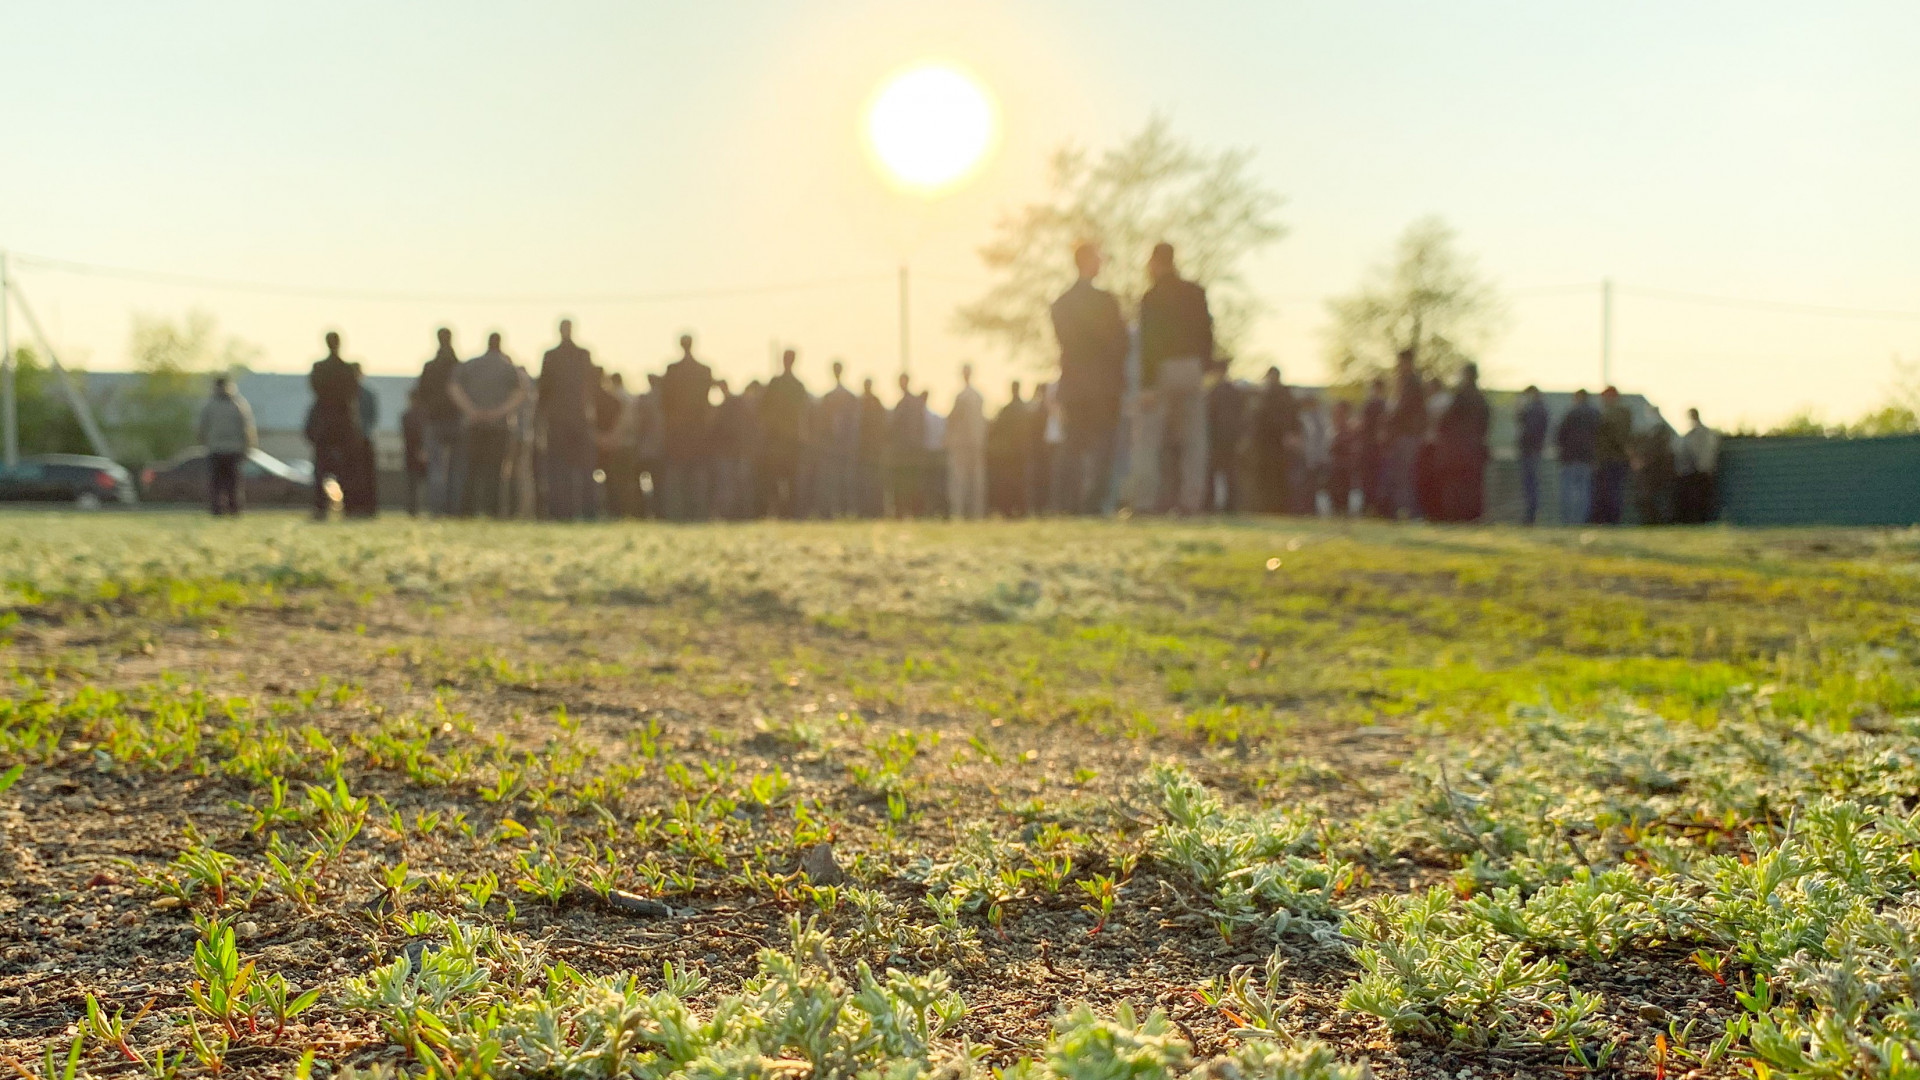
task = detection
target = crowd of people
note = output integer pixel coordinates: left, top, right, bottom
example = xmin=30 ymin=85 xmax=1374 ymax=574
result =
xmin=259 ymin=240 xmax=1722 ymax=525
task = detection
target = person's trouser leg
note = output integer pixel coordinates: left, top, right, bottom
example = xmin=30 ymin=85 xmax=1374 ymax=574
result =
xmin=426 ymin=424 xmax=457 ymax=515
xmin=1520 ymin=454 xmax=1541 ymax=525
xmin=1387 ymin=436 xmax=1421 ymax=520
xmin=209 ymin=452 xmax=240 ymax=515
xmin=1559 ymin=462 xmax=1592 ymax=525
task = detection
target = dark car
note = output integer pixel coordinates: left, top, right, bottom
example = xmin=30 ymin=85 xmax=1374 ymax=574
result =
xmin=0 ymin=454 xmax=138 ymax=508
xmin=140 ymin=447 xmax=315 ymax=507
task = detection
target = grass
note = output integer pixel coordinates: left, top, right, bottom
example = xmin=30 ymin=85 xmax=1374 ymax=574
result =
xmin=1 ymin=512 xmax=1919 ymax=1078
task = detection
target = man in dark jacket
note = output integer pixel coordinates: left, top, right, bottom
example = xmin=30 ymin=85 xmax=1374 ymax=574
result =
xmin=1385 ymin=350 xmax=1426 ymax=519
xmin=856 ymin=377 xmax=889 ymax=518
xmin=1247 ymin=367 xmax=1299 ymax=513
xmin=1555 ymin=388 xmax=1599 ymax=524
xmin=654 ymin=334 xmax=714 ymax=521
xmin=306 ymin=331 xmax=361 ymax=521
xmin=1137 ymin=243 xmax=1213 ymax=514
xmin=537 ymin=320 xmax=599 ymax=520
xmin=1434 ymin=362 xmax=1490 ymax=522
xmin=1515 ymin=385 xmax=1549 ymax=525
xmin=889 ymin=375 xmax=929 ymax=518
xmin=760 ymin=349 xmax=810 ymax=518
xmin=1593 ymin=386 xmax=1633 ymax=525
xmin=1359 ymin=377 xmax=1388 ymax=516
xmin=1204 ymin=367 xmax=1246 ymax=512
xmin=1050 ymin=242 xmax=1129 ymax=515
xmin=987 ymin=381 xmax=1031 ymax=518
xmin=416 ymin=328 xmax=463 ymax=515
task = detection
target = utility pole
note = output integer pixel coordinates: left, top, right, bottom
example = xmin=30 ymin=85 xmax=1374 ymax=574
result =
xmin=1600 ymin=277 xmax=1614 ymax=387
xmin=898 ymin=264 xmax=910 ymax=376
xmin=1 ymin=249 xmax=15 ymax=466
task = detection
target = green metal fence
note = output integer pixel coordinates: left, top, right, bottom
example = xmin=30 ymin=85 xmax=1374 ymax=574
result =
xmin=1718 ymin=434 xmax=1920 ymax=526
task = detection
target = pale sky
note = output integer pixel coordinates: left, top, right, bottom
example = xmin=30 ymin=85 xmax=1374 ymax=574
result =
xmin=3 ymin=1 xmax=1916 ymax=426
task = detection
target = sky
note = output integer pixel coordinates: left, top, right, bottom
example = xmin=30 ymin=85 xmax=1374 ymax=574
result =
xmin=2 ymin=1 xmax=1916 ymax=426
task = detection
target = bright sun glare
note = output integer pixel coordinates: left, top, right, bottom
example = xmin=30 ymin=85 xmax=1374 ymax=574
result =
xmin=865 ymin=63 xmax=996 ymax=192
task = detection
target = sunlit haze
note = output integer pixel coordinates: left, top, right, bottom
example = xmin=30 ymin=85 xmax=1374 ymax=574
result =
xmin=866 ymin=64 xmax=997 ymax=192
xmin=1 ymin=2 xmax=1915 ymax=426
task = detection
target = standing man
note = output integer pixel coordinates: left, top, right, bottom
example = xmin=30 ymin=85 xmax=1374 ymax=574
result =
xmin=817 ymin=361 xmax=860 ymax=517
xmin=1632 ymin=405 xmax=1678 ymax=526
xmin=1204 ymin=365 xmax=1246 ymax=513
xmin=890 ymin=374 xmax=929 ymax=517
xmin=760 ymin=349 xmax=809 ymax=518
xmin=196 ymin=374 xmax=256 ymax=516
xmin=1135 ymin=242 xmax=1213 ymax=514
xmin=450 ymin=332 xmax=526 ymax=518
xmin=597 ymin=372 xmax=640 ymax=519
xmin=1385 ymin=350 xmax=1426 ymax=519
xmin=346 ymin=364 xmax=381 ymax=517
xmin=657 ymin=334 xmax=715 ymax=521
xmin=1359 ymin=377 xmax=1388 ymax=516
xmin=416 ymin=328 xmax=463 ymax=515
xmin=1593 ymin=386 xmax=1633 ymax=525
xmin=987 ymin=381 xmax=1031 ymax=518
xmin=1674 ymin=408 xmax=1721 ymax=524
xmin=945 ymin=363 xmax=987 ymax=519
xmin=1515 ymin=385 xmax=1550 ymax=526
xmin=400 ymin=386 xmax=427 ymax=515
xmin=306 ymin=332 xmax=361 ymax=521
xmin=1248 ymin=367 xmax=1299 ymax=513
xmin=1434 ymin=362 xmax=1490 ymax=522
xmin=855 ymin=377 xmax=889 ymax=518
xmin=1555 ymin=388 xmax=1599 ymax=525
xmin=537 ymin=320 xmax=599 ymax=520
xmin=1050 ymin=242 xmax=1129 ymax=515
xmin=708 ymin=380 xmax=749 ymax=518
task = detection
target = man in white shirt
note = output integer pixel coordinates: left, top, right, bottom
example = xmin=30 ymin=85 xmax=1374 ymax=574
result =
xmin=1675 ymin=408 xmax=1722 ymax=524
xmin=944 ymin=364 xmax=988 ymax=519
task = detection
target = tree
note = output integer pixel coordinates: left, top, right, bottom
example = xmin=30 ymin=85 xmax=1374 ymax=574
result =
xmin=118 ymin=310 xmax=261 ymax=464
xmin=1323 ymin=217 xmax=1504 ymax=387
xmin=6 ymin=346 xmax=93 ymax=456
xmin=956 ymin=116 xmax=1286 ymax=371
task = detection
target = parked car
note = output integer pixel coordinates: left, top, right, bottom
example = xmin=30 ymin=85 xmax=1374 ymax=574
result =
xmin=140 ymin=447 xmax=315 ymax=507
xmin=0 ymin=454 xmax=138 ymax=508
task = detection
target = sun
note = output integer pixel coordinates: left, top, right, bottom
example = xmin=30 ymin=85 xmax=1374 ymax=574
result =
xmin=865 ymin=62 xmax=997 ymax=193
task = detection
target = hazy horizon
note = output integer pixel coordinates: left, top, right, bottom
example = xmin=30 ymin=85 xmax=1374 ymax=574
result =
xmin=3 ymin=1 xmax=1915 ymax=427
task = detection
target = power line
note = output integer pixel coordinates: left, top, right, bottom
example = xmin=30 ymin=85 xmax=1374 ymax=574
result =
xmin=1614 ymin=284 xmax=1920 ymax=322
xmin=6 ymin=251 xmax=892 ymax=306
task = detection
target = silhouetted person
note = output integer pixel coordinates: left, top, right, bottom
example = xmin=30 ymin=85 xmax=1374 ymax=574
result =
xmin=653 ymin=334 xmax=715 ymax=520
xmin=400 ymin=386 xmax=426 ymax=515
xmin=945 ymin=363 xmax=987 ymax=519
xmin=1555 ymin=388 xmax=1599 ymax=524
xmin=538 ymin=320 xmax=599 ymax=520
xmin=416 ymin=328 xmax=463 ymax=515
xmin=1296 ymin=390 xmax=1331 ymax=515
xmin=1205 ymin=366 xmax=1247 ymax=512
xmin=890 ymin=374 xmax=929 ymax=517
xmin=1415 ymin=376 xmax=1447 ymax=522
xmin=1385 ymin=350 xmax=1426 ymax=519
xmin=597 ymin=371 xmax=640 ymax=518
xmin=1248 ymin=367 xmax=1299 ymax=513
xmin=304 ymin=332 xmax=360 ymax=518
xmin=634 ymin=375 xmax=665 ymax=518
xmin=197 ymin=374 xmax=256 ymax=516
xmin=710 ymin=380 xmax=752 ymax=519
xmin=988 ymin=381 xmax=1031 ymax=518
xmin=758 ymin=348 xmax=809 ymax=518
xmin=1515 ymin=385 xmax=1549 ymax=525
xmin=1633 ymin=405 xmax=1677 ymax=526
xmin=1051 ymin=242 xmax=1129 ymax=515
xmin=1137 ymin=242 xmax=1213 ymax=514
xmin=1359 ymin=377 xmax=1388 ymax=516
xmin=1327 ymin=399 xmax=1359 ymax=516
xmin=452 ymin=332 xmax=526 ymax=518
xmin=1675 ymin=408 xmax=1721 ymax=524
xmin=1031 ymin=381 xmax=1059 ymax=513
xmin=817 ymin=360 xmax=859 ymax=518
xmin=1593 ymin=386 xmax=1633 ymax=525
xmin=1434 ymin=362 xmax=1490 ymax=522
xmin=856 ymin=377 xmax=889 ymax=517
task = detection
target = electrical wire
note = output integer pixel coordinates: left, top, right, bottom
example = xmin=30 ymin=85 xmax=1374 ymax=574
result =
xmin=1613 ymin=284 xmax=1920 ymax=322
xmin=6 ymin=251 xmax=892 ymax=306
